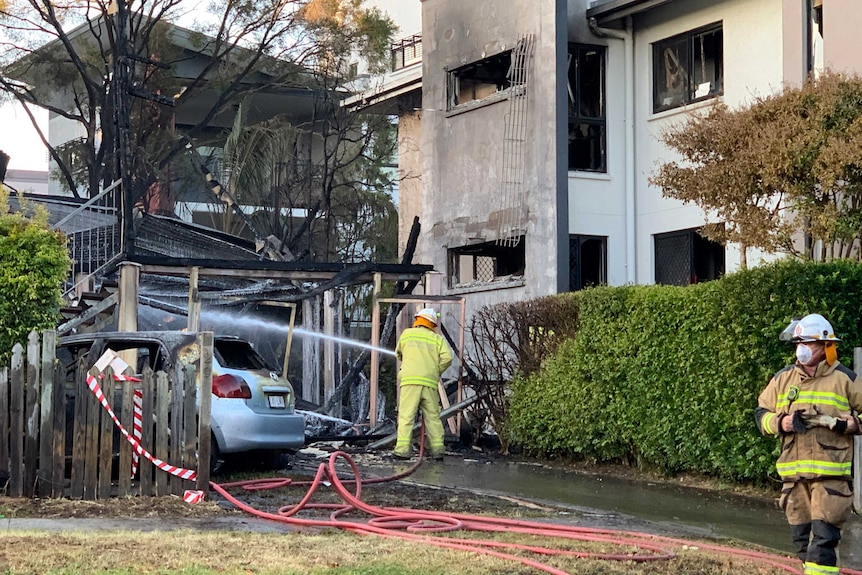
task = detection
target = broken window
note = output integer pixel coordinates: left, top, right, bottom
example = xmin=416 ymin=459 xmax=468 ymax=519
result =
xmin=569 ymin=235 xmax=607 ymax=290
xmin=447 ymin=50 xmax=513 ymax=109
xmin=653 ymin=23 xmax=723 ymax=113
xmin=448 ymin=237 xmax=525 ymax=287
xmin=568 ymin=44 xmax=606 ymax=172
xmin=654 ymin=227 xmax=725 ymax=286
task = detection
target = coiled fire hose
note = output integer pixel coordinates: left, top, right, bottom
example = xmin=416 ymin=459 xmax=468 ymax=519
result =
xmin=208 ymin=428 xmax=862 ymax=575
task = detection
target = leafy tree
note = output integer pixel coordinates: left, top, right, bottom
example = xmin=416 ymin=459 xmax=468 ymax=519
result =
xmin=651 ymin=71 xmax=862 ymax=266
xmin=0 ymin=186 xmax=70 ymax=364
xmin=0 ymin=0 xmax=395 ymax=220
xmin=196 ymin=97 xmax=399 ymax=264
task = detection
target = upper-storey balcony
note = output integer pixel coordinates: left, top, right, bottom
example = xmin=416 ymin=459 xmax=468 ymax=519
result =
xmin=391 ymin=34 xmax=422 ymax=71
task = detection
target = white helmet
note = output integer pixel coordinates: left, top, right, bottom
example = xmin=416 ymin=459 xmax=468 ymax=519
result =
xmin=780 ymin=313 xmax=841 ymax=342
xmin=415 ymin=308 xmax=439 ymax=325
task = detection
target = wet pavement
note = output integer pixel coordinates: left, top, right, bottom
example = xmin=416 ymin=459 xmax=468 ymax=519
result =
xmin=357 ymin=454 xmax=862 ymax=570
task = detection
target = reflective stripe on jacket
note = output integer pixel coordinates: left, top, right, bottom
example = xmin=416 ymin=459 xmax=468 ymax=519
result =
xmin=395 ymin=326 xmax=453 ymax=388
xmin=755 ymin=361 xmax=862 ymax=481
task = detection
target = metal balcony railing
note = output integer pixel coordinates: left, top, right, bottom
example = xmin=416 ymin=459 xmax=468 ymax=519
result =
xmin=53 ymin=179 xmax=123 ymax=301
xmin=391 ymin=34 xmax=422 ymax=71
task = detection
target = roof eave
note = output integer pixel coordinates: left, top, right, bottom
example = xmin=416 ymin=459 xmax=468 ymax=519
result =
xmin=342 ymin=65 xmax=423 ymax=115
xmin=586 ymin=0 xmax=676 ymax=25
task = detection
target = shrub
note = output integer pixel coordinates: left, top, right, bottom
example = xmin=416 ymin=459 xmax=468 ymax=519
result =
xmin=0 ymin=188 xmax=70 ymax=365
xmin=508 ymin=259 xmax=862 ymax=484
xmin=465 ymin=294 xmax=579 ymax=453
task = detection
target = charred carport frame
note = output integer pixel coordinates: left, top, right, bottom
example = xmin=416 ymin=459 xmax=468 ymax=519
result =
xmin=110 ymin=256 xmax=436 ymax=420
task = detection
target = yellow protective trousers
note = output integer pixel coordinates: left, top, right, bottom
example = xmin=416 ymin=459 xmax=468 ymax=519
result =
xmin=780 ymin=479 xmax=852 ymax=574
xmin=394 ymin=384 xmax=445 ymax=458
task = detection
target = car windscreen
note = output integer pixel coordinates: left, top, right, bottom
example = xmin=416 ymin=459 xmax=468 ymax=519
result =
xmin=57 ymin=340 xmax=165 ymax=375
xmin=213 ymin=339 xmax=270 ymax=370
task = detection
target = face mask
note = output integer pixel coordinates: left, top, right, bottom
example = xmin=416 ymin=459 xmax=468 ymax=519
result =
xmin=796 ymin=344 xmax=814 ymax=365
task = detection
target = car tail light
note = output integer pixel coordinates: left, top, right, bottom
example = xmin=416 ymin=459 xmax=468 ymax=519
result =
xmin=212 ymin=374 xmax=252 ymax=399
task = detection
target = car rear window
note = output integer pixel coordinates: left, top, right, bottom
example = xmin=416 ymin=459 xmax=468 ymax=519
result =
xmin=214 ymin=339 xmax=269 ymax=370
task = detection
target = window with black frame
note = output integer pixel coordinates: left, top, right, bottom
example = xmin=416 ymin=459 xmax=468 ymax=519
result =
xmin=568 ymin=44 xmax=606 ymax=172
xmin=653 ymin=23 xmax=723 ymax=113
xmin=569 ymin=235 xmax=607 ymax=291
xmin=654 ymin=227 xmax=725 ymax=286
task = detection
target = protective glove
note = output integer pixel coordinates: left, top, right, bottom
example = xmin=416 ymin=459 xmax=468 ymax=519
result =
xmin=800 ymin=407 xmax=849 ymax=433
xmin=790 ymin=410 xmax=809 ymax=434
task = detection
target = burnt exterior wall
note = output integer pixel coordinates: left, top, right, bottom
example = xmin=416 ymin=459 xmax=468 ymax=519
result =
xmin=418 ymin=0 xmax=567 ymax=311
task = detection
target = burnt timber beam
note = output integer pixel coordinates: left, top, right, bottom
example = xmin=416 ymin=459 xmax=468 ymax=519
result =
xmin=130 ymin=256 xmax=432 ymax=283
xmin=138 ymin=265 xmax=426 ymax=283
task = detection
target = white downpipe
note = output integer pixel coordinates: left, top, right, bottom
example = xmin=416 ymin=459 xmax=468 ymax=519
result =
xmin=590 ymin=17 xmax=636 ymax=284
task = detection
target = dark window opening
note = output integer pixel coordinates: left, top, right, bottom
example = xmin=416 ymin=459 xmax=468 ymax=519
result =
xmin=448 ymin=237 xmax=526 ymax=287
xmin=654 ymin=227 xmax=725 ymax=286
xmin=214 ymin=338 xmax=269 ymax=370
xmin=814 ymin=3 xmax=824 ymax=37
xmin=568 ymin=44 xmax=606 ymax=172
xmin=807 ymin=0 xmax=823 ymax=74
xmin=55 ymin=137 xmax=88 ymax=178
xmin=447 ymin=50 xmax=513 ymax=109
xmin=653 ymin=23 xmax=723 ymax=113
xmin=569 ymin=235 xmax=607 ymax=291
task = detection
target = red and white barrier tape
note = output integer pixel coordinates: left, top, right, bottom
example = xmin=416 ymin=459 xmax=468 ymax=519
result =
xmin=85 ymin=372 xmax=197 ymax=482
xmin=131 ymin=389 xmax=142 ymax=477
xmin=183 ymin=490 xmax=205 ymax=504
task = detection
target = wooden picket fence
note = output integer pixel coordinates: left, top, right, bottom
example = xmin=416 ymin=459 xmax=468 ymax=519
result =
xmin=0 ymin=330 xmax=212 ymax=500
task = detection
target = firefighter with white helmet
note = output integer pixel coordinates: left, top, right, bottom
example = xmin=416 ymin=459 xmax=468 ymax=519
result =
xmin=414 ymin=308 xmax=439 ymax=325
xmin=756 ymin=313 xmax=862 ymax=574
xmin=393 ymin=307 xmax=453 ymax=460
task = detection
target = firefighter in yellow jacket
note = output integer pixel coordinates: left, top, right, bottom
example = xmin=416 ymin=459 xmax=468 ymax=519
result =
xmin=394 ymin=308 xmax=453 ymax=460
xmin=756 ymin=313 xmax=862 ymax=575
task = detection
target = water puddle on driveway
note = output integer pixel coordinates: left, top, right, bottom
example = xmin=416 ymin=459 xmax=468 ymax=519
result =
xmin=405 ymin=458 xmax=862 ymax=570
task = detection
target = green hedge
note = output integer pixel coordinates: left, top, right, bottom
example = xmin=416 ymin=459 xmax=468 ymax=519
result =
xmin=508 ymin=259 xmax=862 ymax=484
xmin=0 ymin=191 xmax=70 ymax=365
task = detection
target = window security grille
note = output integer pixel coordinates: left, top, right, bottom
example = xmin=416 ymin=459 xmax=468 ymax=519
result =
xmin=654 ymin=228 xmax=725 ymax=286
xmin=655 ymin=230 xmax=693 ymax=286
xmin=448 ymin=238 xmax=525 ymax=288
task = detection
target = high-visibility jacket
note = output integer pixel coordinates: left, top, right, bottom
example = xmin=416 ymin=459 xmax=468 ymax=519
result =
xmin=395 ymin=326 xmax=453 ymax=388
xmin=756 ymin=360 xmax=862 ymax=481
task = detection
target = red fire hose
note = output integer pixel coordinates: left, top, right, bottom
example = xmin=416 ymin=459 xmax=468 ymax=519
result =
xmin=209 ymin=443 xmax=862 ymax=575
xmin=82 ymin=366 xmax=862 ymax=574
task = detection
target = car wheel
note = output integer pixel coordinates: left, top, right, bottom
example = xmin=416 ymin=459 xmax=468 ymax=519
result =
xmin=266 ymin=451 xmax=292 ymax=471
xmin=210 ymin=437 xmax=224 ymax=475
xmin=234 ymin=450 xmax=291 ymax=471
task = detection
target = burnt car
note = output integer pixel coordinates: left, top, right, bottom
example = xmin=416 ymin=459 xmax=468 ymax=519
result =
xmin=57 ymin=331 xmax=305 ymax=471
